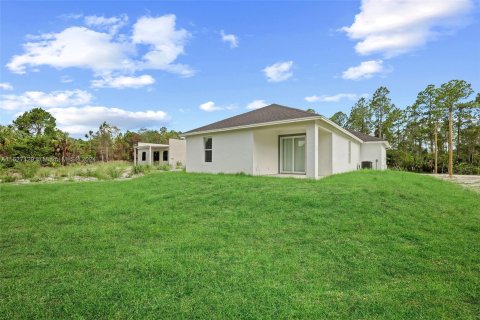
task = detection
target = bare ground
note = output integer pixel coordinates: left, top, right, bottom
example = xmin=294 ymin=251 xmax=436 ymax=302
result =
xmin=431 ymin=174 xmax=480 ymax=193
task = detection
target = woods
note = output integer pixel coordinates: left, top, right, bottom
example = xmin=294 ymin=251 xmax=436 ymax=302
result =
xmin=1 ymin=79 xmax=479 ymax=175
xmin=330 ymin=80 xmax=480 ymax=174
xmin=0 ymin=109 xmax=181 ymax=166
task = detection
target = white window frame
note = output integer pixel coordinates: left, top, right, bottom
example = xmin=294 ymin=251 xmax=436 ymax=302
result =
xmin=279 ymin=135 xmax=306 ymax=174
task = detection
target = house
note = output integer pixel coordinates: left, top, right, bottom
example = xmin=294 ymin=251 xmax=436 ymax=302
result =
xmin=134 ymin=138 xmax=186 ymax=167
xmin=182 ymin=104 xmax=389 ymax=178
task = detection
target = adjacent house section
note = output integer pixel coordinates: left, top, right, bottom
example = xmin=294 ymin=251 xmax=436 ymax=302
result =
xmin=134 ymin=138 xmax=186 ymax=167
xmin=182 ymin=104 xmax=389 ymax=178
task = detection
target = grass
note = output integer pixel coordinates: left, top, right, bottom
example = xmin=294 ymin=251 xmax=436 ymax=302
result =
xmin=0 ymin=161 xmax=132 ymax=182
xmin=0 ymin=171 xmax=479 ymax=319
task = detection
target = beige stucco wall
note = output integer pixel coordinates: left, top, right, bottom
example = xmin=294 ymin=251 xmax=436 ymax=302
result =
xmin=331 ymin=132 xmax=361 ymax=174
xmin=186 ymin=130 xmax=254 ymax=174
xmin=318 ymin=130 xmax=332 ymax=176
xmin=137 ymin=147 xmax=169 ymax=165
xmin=360 ymin=143 xmax=387 ymax=170
xmin=168 ymin=139 xmax=186 ymax=167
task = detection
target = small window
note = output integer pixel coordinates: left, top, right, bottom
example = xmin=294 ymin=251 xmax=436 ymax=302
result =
xmin=163 ymin=150 xmax=168 ymax=161
xmin=348 ymin=141 xmax=352 ymax=164
xmin=204 ymin=137 xmax=212 ymax=162
xmin=142 ymin=151 xmax=146 ymax=161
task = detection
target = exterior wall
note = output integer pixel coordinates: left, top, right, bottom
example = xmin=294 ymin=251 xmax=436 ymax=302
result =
xmin=186 ymin=130 xmax=254 ymax=174
xmin=318 ymin=130 xmax=332 ymax=176
xmin=331 ymin=131 xmax=361 ymax=174
xmin=137 ymin=147 xmax=169 ymax=165
xmin=168 ymin=139 xmax=186 ymax=167
xmin=253 ymin=130 xmax=278 ymax=175
xmin=360 ymin=143 xmax=387 ymax=170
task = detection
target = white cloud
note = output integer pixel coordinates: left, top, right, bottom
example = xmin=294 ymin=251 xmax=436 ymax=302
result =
xmin=6 ymin=14 xmax=194 ymax=80
xmin=91 ymin=74 xmax=155 ymax=89
xmin=49 ymin=106 xmax=169 ymax=135
xmin=0 ymin=89 xmax=93 ymax=111
xmin=246 ymin=99 xmax=268 ymax=110
xmin=341 ymin=60 xmax=386 ymax=80
xmin=304 ymin=93 xmax=367 ymax=103
xmin=263 ymin=61 xmax=294 ymax=82
xmin=84 ymin=14 xmax=128 ymax=34
xmin=132 ymin=15 xmax=194 ymax=77
xmin=7 ymin=26 xmax=134 ymax=74
xmin=60 ymin=75 xmax=74 ymax=83
xmin=220 ymin=30 xmax=239 ymax=48
xmin=0 ymin=83 xmax=13 ymax=91
xmin=199 ymin=101 xmax=223 ymax=112
xmin=342 ymin=0 xmax=473 ymax=57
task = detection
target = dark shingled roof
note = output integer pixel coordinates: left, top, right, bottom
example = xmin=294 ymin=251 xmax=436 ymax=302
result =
xmin=345 ymin=128 xmax=386 ymax=142
xmin=185 ymin=103 xmax=386 ymax=143
xmin=185 ymin=104 xmax=318 ymax=134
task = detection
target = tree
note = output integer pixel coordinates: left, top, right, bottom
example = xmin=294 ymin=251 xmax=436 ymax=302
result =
xmin=330 ymin=111 xmax=348 ymax=127
xmin=13 ymin=108 xmax=56 ymax=136
xmin=369 ymin=87 xmax=394 ymax=139
xmin=412 ymin=84 xmax=442 ymax=173
xmin=346 ymin=97 xmax=372 ymax=134
xmin=436 ymin=80 xmax=474 ymax=176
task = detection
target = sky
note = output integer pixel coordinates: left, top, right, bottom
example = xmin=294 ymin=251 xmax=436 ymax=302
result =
xmin=0 ymin=0 xmax=479 ymax=137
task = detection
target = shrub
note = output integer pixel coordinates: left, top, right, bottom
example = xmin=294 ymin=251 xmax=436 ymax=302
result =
xmin=132 ymin=165 xmax=150 ymax=175
xmin=15 ymin=162 xmax=40 ymax=179
xmin=106 ymin=166 xmax=122 ymax=179
xmin=157 ymin=164 xmax=171 ymax=171
xmin=1 ymin=175 xmax=17 ymax=183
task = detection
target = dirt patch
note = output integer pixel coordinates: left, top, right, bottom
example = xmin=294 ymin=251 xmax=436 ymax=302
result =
xmin=432 ymin=174 xmax=480 ymax=193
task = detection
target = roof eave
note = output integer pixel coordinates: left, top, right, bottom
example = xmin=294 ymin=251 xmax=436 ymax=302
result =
xmin=181 ymin=116 xmax=323 ymax=137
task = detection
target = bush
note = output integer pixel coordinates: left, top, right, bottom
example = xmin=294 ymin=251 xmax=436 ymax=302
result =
xmin=132 ymin=165 xmax=150 ymax=175
xmin=157 ymin=164 xmax=171 ymax=171
xmin=1 ymin=175 xmax=17 ymax=183
xmin=15 ymin=162 xmax=40 ymax=179
xmin=106 ymin=166 xmax=122 ymax=179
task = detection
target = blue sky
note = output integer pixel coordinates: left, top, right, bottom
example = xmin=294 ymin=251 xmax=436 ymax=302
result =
xmin=1 ymin=0 xmax=479 ymax=137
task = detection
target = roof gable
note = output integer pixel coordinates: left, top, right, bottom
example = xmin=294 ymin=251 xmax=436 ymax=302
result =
xmin=185 ymin=104 xmax=318 ymax=134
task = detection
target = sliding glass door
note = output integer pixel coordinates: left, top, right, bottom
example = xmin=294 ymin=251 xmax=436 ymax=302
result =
xmin=280 ymin=136 xmax=306 ymax=174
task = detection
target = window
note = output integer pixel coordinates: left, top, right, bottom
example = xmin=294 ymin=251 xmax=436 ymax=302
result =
xmin=204 ymin=137 xmax=212 ymax=162
xmin=163 ymin=150 xmax=168 ymax=161
xmin=142 ymin=151 xmax=146 ymax=161
xmin=348 ymin=141 xmax=352 ymax=164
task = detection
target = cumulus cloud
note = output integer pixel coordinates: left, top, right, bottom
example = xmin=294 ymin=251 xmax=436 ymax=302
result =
xmin=246 ymin=99 xmax=268 ymax=110
xmin=132 ymin=15 xmax=194 ymax=77
xmin=49 ymin=106 xmax=169 ymax=135
xmin=0 ymin=83 xmax=13 ymax=91
xmin=84 ymin=14 xmax=128 ymax=34
xmin=341 ymin=60 xmax=387 ymax=80
xmin=342 ymin=0 xmax=474 ymax=57
xmin=220 ymin=30 xmax=239 ymax=48
xmin=7 ymin=26 xmax=134 ymax=74
xmin=199 ymin=101 xmax=223 ymax=112
xmin=6 ymin=14 xmax=194 ymax=81
xmin=0 ymin=89 xmax=93 ymax=111
xmin=304 ymin=93 xmax=367 ymax=103
xmin=263 ymin=61 xmax=293 ymax=82
xmin=91 ymin=74 xmax=155 ymax=89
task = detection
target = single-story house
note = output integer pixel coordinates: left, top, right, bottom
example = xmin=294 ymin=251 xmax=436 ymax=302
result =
xmin=182 ymin=104 xmax=389 ymax=178
xmin=134 ymin=138 xmax=186 ymax=167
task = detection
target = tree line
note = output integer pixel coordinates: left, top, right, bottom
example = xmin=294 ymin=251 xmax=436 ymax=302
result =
xmin=329 ymin=80 xmax=479 ymax=175
xmin=0 ymin=108 xmax=181 ymax=166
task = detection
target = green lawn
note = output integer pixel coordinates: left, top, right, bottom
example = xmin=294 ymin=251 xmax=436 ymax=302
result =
xmin=1 ymin=171 xmax=479 ymax=319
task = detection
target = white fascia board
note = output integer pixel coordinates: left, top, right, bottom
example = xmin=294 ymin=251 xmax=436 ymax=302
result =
xmin=181 ymin=116 xmax=322 ymax=137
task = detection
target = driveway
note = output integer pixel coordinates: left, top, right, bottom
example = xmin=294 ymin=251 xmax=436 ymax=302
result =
xmin=432 ymin=174 xmax=480 ymax=193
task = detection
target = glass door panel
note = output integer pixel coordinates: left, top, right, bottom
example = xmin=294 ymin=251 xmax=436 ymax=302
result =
xmin=282 ymin=138 xmax=293 ymax=172
xmin=293 ymin=137 xmax=305 ymax=173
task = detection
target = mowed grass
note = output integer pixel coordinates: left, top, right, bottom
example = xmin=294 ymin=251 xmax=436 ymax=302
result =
xmin=0 ymin=171 xmax=479 ymax=319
